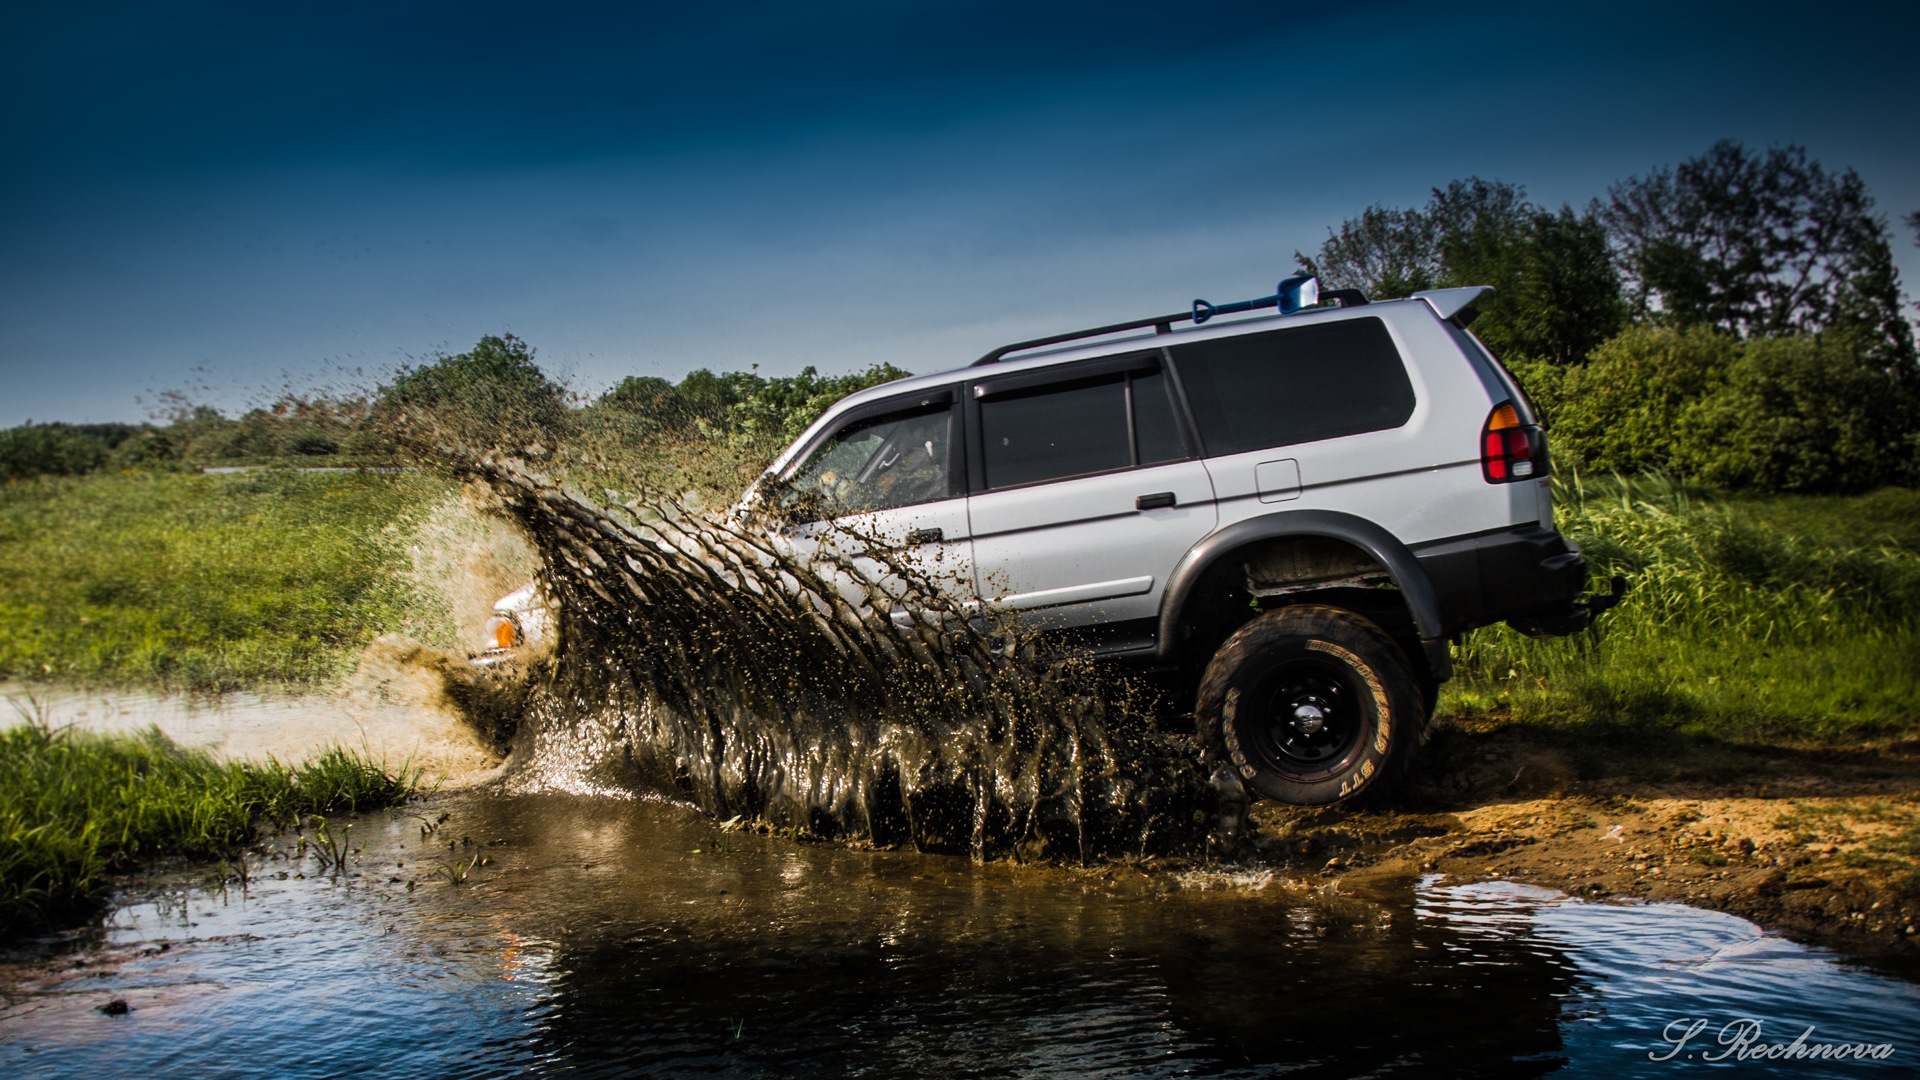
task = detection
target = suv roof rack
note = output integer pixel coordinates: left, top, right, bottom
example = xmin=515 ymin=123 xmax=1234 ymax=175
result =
xmin=971 ymin=309 xmax=1193 ymax=367
xmin=971 ymin=278 xmax=1369 ymax=366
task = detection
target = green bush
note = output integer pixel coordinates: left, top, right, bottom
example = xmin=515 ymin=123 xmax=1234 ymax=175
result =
xmin=1539 ymin=326 xmax=1919 ymax=493
xmin=710 ymin=363 xmax=912 ymax=448
xmin=1533 ymin=325 xmax=1731 ymax=475
xmin=570 ymin=363 xmax=912 ymax=502
xmin=1678 ymin=334 xmax=1919 ymax=491
xmin=0 ymin=423 xmax=141 ymax=481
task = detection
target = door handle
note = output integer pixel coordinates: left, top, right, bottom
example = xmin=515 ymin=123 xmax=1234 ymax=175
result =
xmin=906 ymin=527 xmax=944 ymax=545
xmin=1135 ymin=492 xmax=1176 ymax=511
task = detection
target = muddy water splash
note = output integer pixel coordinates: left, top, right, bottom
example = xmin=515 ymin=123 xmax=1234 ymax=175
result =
xmin=468 ymin=458 xmax=1233 ymax=861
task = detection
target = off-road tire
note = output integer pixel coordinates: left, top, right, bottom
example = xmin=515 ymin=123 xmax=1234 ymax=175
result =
xmin=1195 ymin=605 xmax=1425 ymax=806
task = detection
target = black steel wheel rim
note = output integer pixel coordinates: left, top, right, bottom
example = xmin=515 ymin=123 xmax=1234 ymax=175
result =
xmin=1241 ymin=654 xmax=1368 ymax=782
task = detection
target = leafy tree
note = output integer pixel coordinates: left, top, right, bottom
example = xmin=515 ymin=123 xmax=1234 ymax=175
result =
xmin=676 ymin=368 xmax=767 ymax=426
xmin=1908 ymin=210 xmax=1920 ymax=316
xmin=1598 ymin=141 xmax=1915 ymax=368
xmin=1300 ymin=179 xmax=1625 ymax=364
xmin=591 ymin=375 xmax=694 ymax=437
xmin=1455 ymin=203 xmax=1626 ymax=366
xmin=374 ymin=334 xmax=569 ymax=457
xmin=1299 ymin=203 xmax=1438 ymax=300
xmin=587 ymin=363 xmax=910 ymax=449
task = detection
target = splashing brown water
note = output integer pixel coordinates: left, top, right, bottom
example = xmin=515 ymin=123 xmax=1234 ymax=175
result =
xmin=465 ymin=456 xmax=1237 ymax=862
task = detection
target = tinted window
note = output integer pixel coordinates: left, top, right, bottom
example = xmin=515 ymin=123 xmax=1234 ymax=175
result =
xmin=1131 ymin=369 xmax=1185 ymax=466
xmin=1173 ymin=317 xmax=1415 ymax=457
xmin=784 ymin=404 xmax=953 ymax=520
xmin=982 ymin=376 xmax=1130 ymax=489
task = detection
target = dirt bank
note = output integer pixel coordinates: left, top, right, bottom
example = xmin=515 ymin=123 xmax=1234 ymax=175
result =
xmin=1245 ymin=717 xmax=1920 ymax=962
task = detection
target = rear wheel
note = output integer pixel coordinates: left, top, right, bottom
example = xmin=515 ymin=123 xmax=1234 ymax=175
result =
xmin=1195 ymin=605 xmax=1425 ymax=806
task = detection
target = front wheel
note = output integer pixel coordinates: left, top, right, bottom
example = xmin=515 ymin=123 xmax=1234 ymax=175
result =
xmin=1195 ymin=605 xmax=1426 ymax=806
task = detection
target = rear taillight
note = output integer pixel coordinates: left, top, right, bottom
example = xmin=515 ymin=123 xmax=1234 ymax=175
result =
xmin=1481 ymin=402 xmax=1545 ymax=483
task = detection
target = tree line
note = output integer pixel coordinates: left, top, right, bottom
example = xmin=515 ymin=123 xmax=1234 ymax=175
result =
xmin=1298 ymin=140 xmax=1919 ymax=492
xmin=0 ymin=335 xmax=906 ymax=483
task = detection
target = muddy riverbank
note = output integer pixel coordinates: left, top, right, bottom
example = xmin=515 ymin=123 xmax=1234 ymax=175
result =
xmin=1251 ymin=718 xmax=1920 ymax=964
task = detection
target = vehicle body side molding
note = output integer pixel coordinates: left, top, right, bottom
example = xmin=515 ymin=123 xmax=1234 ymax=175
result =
xmin=1156 ymin=509 xmax=1452 ymax=679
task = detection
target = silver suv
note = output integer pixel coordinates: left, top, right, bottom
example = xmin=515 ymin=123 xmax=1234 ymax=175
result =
xmin=753 ymin=275 xmax=1621 ymax=806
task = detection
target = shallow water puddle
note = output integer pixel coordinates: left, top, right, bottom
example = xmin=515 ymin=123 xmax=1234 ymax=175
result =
xmin=3 ymin=686 xmax=499 ymax=784
xmin=2 ymin=793 xmax=1914 ymax=1078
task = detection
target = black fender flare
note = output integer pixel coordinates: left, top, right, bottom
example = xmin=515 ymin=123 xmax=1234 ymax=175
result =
xmin=1155 ymin=509 xmax=1453 ymax=680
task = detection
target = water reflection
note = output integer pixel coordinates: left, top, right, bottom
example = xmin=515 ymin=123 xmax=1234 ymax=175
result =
xmin=2 ymin=794 xmax=1914 ymax=1078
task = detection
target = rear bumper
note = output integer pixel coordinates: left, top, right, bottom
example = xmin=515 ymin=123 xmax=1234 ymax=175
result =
xmin=1411 ymin=524 xmax=1621 ymax=637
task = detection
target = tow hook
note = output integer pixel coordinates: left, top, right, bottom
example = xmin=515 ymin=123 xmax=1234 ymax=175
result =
xmin=1586 ymin=574 xmax=1628 ymax=620
xmin=1506 ymin=574 xmax=1629 ymax=638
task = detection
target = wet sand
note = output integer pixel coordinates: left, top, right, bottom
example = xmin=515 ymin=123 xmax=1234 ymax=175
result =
xmin=1253 ymin=721 xmax=1920 ymax=964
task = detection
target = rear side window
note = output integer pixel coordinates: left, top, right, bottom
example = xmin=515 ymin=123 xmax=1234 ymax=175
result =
xmin=981 ymin=376 xmax=1130 ymax=489
xmin=978 ymin=367 xmax=1191 ymax=489
xmin=1173 ymin=317 xmax=1415 ymax=457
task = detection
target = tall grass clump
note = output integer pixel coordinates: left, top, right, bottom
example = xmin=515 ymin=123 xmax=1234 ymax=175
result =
xmin=0 ymin=710 xmax=417 ymax=934
xmin=0 ymin=469 xmax=457 ymax=690
xmin=1449 ymin=473 xmax=1920 ymax=743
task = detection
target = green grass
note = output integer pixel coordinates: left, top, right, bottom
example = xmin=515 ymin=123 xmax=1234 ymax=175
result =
xmin=4 ymin=458 xmax=1914 ymax=749
xmin=0 ymin=468 xmax=456 ymax=690
xmin=1448 ymin=474 xmax=1920 ymax=744
xmin=0 ymin=711 xmax=418 ymax=934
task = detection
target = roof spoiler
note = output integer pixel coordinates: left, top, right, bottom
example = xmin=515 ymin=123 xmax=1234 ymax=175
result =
xmin=1411 ymin=286 xmax=1493 ymax=322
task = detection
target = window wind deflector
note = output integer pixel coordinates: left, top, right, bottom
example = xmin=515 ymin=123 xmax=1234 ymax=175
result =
xmin=836 ymin=388 xmax=954 ymax=422
xmin=972 ymin=353 xmax=1159 ymax=400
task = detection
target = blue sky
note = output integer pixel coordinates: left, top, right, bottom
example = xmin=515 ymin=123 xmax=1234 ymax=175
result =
xmin=4 ymin=0 xmax=1917 ymax=426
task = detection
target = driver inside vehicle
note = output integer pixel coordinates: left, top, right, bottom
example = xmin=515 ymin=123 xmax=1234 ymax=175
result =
xmin=793 ymin=409 xmax=950 ymax=519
